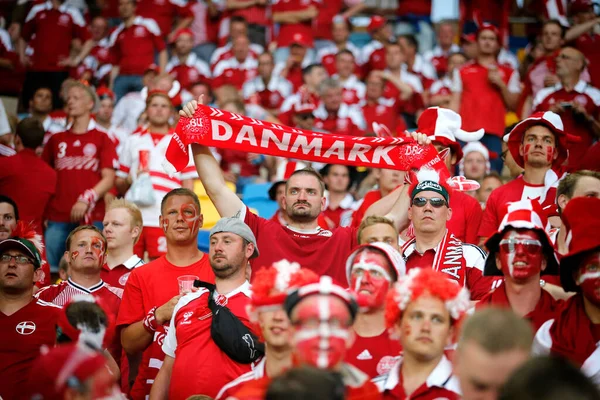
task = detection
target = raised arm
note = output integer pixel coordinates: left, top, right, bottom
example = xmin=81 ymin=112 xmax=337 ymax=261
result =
xmin=180 ymin=97 xmax=244 ymax=217
xmin=364 ymin=184 xmax=410 ymax=232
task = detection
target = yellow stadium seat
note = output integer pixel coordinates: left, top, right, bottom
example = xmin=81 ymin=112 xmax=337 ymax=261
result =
xmin=193 ymin=179 xmax=237 ymax=228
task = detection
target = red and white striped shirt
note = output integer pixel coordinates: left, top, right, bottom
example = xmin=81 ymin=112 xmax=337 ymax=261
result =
xmin=210 ymin=42 xmax=264 ymax=69
xmin=35 ymin=278 xmax=123 ymax=310
xmin=212 ymin=57 xmax=258 ymax=90
xmin=334 ymin=74 xmax=366 ymax=105
xmin=117 ymin=127 xmax=198 ymax=227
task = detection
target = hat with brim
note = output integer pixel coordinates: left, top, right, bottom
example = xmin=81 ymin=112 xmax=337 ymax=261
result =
xmin=559 ymin=197 xmax=600 ymax=292
xmin=210 ymin=217 xmax=260 ymax=258
xmin=345 ymin=242 xmax=406 ymax=286
xmin=0 ymin=238 xmax=42 ymax=269
xmin=368 ymin=16 xmax=386 ymax=32
xmin=503 ymin=111 xmax=577 ymax=169
xmin=268 ymin=180 xmax=286 ymax=201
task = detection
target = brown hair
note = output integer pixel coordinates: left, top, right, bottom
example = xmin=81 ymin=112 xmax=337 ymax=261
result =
xmin=357 ymin=215 xmax=397 ymax=244
xmin=65 ymin=225 xmax=107 ymax=253
xmin=160 ymin=188 xmax=201 ymax=215
xmin=286 ymin=168 xmax=326 ymax=196
xmin=557 ymin=170 xmax=600 ymax=200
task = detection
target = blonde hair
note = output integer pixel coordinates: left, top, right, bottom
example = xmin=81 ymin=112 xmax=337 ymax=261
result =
xmin=107 ymin=199 xmax=143 ymax=244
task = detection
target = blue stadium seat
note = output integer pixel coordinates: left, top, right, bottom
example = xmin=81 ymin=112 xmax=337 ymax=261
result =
xmin=241 ymin=182 xmax=272 ymax=202
xmin=197 ymin=229 xmax=210 ymax=253
xmin=245 ymin=198 xmax=278 ymax=219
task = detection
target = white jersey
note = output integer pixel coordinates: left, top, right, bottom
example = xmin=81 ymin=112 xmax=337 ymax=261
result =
xmin=317 ymin=41 xmax=362 ymax=64
xmin=111 ymin=91 xmax=145 ymax=134
xmin=116 ymin=128 xmax=198 ymax=227
xmin=334 ymin=74 xmax=366 ymax=105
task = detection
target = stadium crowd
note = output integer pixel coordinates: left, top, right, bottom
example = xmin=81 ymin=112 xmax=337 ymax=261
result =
xmin=2 ymin=0 xmax=600 ymax=398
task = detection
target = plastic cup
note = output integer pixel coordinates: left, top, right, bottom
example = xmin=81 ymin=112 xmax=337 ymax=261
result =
xmin=178 ymin=275 xmax=199 ymax=295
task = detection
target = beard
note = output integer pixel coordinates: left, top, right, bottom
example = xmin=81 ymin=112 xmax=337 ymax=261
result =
xmin=286 ymin=202 xmax=319 ymax=223
xmin=210 ymin=257 xmax=242 ymax=279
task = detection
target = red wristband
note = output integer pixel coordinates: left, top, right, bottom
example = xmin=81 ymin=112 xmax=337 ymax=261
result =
xmin=143 ymin=306 xmax=159 ymax=334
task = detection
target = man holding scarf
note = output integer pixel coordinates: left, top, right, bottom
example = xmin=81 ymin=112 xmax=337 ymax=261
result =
xmin=533 ymin=196 xmax=600 ymax=385
xmin=400 ymin=167 xmax=501 ymax=300
xmin=476 ymin=199 xmax=562 ymax=330
xmin=345 ymin=243 xmax=405 ymax=378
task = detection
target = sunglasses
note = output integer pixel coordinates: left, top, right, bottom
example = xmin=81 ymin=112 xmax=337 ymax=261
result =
xmin=499 ymin=238 xmax=542 ymax=255
xmin=411 ymin=197 xmax=447 ymax=208
xmin=297 ymin=113 xmax=314 ymax=120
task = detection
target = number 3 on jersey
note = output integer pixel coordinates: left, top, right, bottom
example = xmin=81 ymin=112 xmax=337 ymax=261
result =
xmin=57 ymin=142 xmax=67 ymax=158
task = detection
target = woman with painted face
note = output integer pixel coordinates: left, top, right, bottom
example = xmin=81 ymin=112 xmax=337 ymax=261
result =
xmin=533 ymin=197 xmax=600 ymax=386
xmin=344 ymin=243 xmax=405 ymax=378
xmin=284 ymin=276 xmax=381 ymax=400
xmin=373 ymin=268 xmax=469 ymax=399
xmin=477 ymin=199 xmax=562 ymax=331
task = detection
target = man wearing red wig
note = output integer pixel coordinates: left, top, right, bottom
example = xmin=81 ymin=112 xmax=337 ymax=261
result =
xmin=373 ymin=268 xmax=469 ymax=399
xmin=533 ymin=197 xmax=600 ymax=385
xmin=216 ymin=260 xmax=319 ymax=399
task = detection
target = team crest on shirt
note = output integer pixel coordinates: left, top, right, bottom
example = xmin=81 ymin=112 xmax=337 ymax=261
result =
xmin=118 ymin=272 xmax=131 ymax=286
xmin=373 ymin=55 xmax=381 ymax=62
xmin=337 ymin=118 xmax=349 ymax=130
xmin=188 ymin=69 xmax=199 ymax=80
xmin=58 ymin=14 xmax=70 ymax=25
xmin=16 ymin=321 xmax=36 ymax=335
xmin=270 ymin=92 xmax=281 ymax=105
xmin=342 ymin=91 xmax=354 ymax=103
xmin=376 ymin=356 xmax=398 ymax=375
xmin=575 ymin=95 xmax=588 ymax=106
xmin=83 ymin=143 xmax=97 ymax=157
xmin=180 ymin=311 xmax=194 ymax=325
xmin=134 ymin=26 xmax=147 ymax=37
xmin=376 ymin=105 xmax=387 ymax=115
xmin=317 ymin=229 xmax=332 ymax=237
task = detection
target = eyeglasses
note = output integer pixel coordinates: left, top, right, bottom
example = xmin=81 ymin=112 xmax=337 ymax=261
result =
xmin=556 ymin=54 xmax=577 ymax=61
xmin=411 ymin=197 xmax=447 ymax=208
xmin=499 ymin=238 xmax=542 ymax=254
xmin=296 ymin=113 xmax=314 ymax=120
xmin=0 ymin=254 xmax=34 ymax=265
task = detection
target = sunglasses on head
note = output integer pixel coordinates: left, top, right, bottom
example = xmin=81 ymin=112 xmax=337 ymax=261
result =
xmin=411 ymin=197 xmax=447 ymax=208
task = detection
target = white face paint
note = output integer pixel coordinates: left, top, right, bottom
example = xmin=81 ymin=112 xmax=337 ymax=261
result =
xmin=578 ymin=271 xmax=600 ymax=284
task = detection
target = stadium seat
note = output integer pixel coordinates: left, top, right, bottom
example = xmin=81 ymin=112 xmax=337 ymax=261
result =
xmin=241 ymin=182 xmax=272 ymax=202
xmin=246 ymin=198 xmax=278 ymax=219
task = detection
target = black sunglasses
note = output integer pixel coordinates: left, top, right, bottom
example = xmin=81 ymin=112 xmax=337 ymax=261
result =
xmin=296 ymin=113 xmax=314 ymax=120
xmin=412 ymin=197 xmax=447 ymax=208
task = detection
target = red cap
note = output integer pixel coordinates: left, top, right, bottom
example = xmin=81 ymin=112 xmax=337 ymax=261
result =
xmin=571 ymin=0 xmax=594 ymax=14
xmin=27 ymin=343 xmax=109 ymax=399
xmin=461 ymin=33 xmax=476 ymax=43
xmin=290 ymin=32 xmax=312 ymax=47
xmin=96 ymin=87 xmax=115 ymax=101
xmin=293 ymin=101 xmax=316 ymax=115
xmin=170 ymin=28 xmax=195 ymax=44
xmin=368 ymin=16 xmax=386 ymax=32
xmin=477 ymin=23 xmax=500 ymax=39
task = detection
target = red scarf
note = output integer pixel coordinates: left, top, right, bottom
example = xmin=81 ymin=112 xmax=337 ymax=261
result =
xmin=402 ymin=231 xmax=467 ymax=286
xmin=549 ymin=295 xmax=598 ymax=366
xmin=477 ymin=284 xmax=560 ymax=331
xmin=164 ymin=104 xmax=442 ymax=174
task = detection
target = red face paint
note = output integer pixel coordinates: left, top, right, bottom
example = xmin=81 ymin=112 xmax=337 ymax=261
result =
xmin=350 ymin=252 xmax=392 ymax=310
xmin=546 ymin=145 xmax=554 ymax=163
xmin=90 ymin=236 xmax=106 ymax=266
xmin=523 ymin=144 xmax=532 ymax=163
xmin=578 ymin=252 xmax=600 ymax=307
xmin=498 ymin=230 xmax=544 ymax=281
xmin=71 ymin=251 xmax=79 ymax=260
xmin=180 ymin=203 xmax=201 ymax=232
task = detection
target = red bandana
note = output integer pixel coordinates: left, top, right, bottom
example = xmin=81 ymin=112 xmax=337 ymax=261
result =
xmin=164 ymin=104 xmax=443 ymax=174
xmin=549 ymin=295 xmax=598 ymax=366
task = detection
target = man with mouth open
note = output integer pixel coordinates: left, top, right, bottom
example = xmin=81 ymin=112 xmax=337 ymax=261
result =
xmin=373 ymin=268 xmax=469 ymax=399
xmin=215 ymin=260 xmax=319 ymax=400
xmin=476 ymin=199 xmax=562 ymax=331
xmin=533 ymin=197 xmax=600 ymax=385
xmin=344 ymin=242 xmax=405 ymax=378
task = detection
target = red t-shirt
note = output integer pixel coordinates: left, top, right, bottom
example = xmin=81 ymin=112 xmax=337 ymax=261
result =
xmin=100 ymin=255 xmax=145 ymax=289
xmin=346 ymin=331 xmax=402 ymax=379
xmin=42 ymin=121 xmax=118 ymax=223
xmin=242 ymin=206 xmax=358 ymax=287
xmin=21 ymin=1 xmax=90 ymax=72
xmin=448 ymin=190 xmax=483 ymax=245
xmin=109 ymin=17 xmax=167 ymax=75
xmin=313 ymin=103 xmax=366 ymax=137
xmin=116 ymin=254 xmax=214 ymax=400
xmin=271 ymin=0 xmax=315 ymax=48
xmin=162 ymin=282 xmax=256 ymax=399
xmin=573 ymin=33 xmax=600 ymax=89
xmin=0 ymin=148 xmax=56 ymax=234
xmin=0 ymin=298 xmax=61 ymax=400
xmin=454 ymin=61 xmax=520 ymax=137
xmin=137 ymin=0 xmax=193 ymax=35
xmin=362 ymin=102 xmax=408 ymax=137
xmin=478 ymin=176 xmax=546 ymax=239
xmin=313 ymin=0 xmax=342 ymax=40
xmin=361 ymin=43 xmax=387 ymax=76
xmin=396 ymin=0 xmax=431 ymax=16
xmin=351 ymin=190 xmax=383 ymax=229
xmin=212 ymin=57 xmax=258 ymax=90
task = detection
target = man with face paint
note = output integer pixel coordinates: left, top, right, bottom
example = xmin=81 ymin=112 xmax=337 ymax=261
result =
xmin=477 ymin=199 xmax=562 ymax=331
xmin=151 ymin=217 xmax=259 ymax=399
xmin=479 ymin=111 xmax=577 ymax=244
xmin=0 ymin=221 xmax=62 ymax=400
xmin=534 ymin=197 xmax=600 ymax=385
xmin=118 ymin=188 xmax=213 ymax=400
xmin=401 ymin=167 xmax=501 ymax=300
xmin=216 ymin=260 xmax=320 ymax=400
xmin=283 ymin=276 xmax=381 ymax=400
xmin=373 ymin=268 xmax=469 ymax=399
xmin=344 ymin=243 xmax=405 ymax=378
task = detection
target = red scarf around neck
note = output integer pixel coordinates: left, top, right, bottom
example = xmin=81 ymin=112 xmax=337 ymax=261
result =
xmin=164 ymin=104 xmax=443 ymax=174
xmin=549 ymin=295 xmax=598 ymax=366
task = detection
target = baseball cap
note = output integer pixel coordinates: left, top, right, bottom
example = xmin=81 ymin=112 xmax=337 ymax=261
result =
xmin=210 ymin=217 xmax=259 ymax=258
xmin=368 ymin=16 xmax=386 ymax=32
xmin=0 ymin=237 xmax=43 ymax=269
xmin=290 ymin=32 xmax=312 ymax=48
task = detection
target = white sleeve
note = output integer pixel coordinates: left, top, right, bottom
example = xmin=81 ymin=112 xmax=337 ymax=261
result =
xmin=162 ymin=309 xmax=179 ymax=358
xmin=242 ymin=80 xmax=254 ymax=100
xmin=350 ymin=105 xmax=366 ymax=130
xmin=451 ymin=68 xmax=462 ymax=93
xmin=532 ymin=319 xmax=554 ymax=356
xmin=463 ymin=244 xmax=486 ymax=271
xmin=116 ymin=136 xmax=133 ymax=179
xmin=507 ymin=70 xmax=521 ymax=94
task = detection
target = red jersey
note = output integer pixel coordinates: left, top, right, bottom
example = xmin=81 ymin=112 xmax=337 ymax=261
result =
xmin=448 ymin=190 xmax=483 ymax=245
xmin=361 ymin=41 xmax=386 ymax=75
xmin=533 ymin=80 xmax=600 ymax=169
xmin=478 ymin=175 xmax=548 ymax=239
xmin=212 ymin=57 xmax=258 ymax=90
xmin=218 ymin=148 xmax=260 ymax=177
xmin=0 ymin=148 xmax=56 ymax=234
xmin=351 ymin=190 xmax=383 ymax=229
xmin=242 ymin=75 xmax=294 ymax=111
xmin=362 ymin=101 xmax=408 ymax=137
xmin=374 ymin=356 xmax=461 ymax=400
xmin=210 ymin=42 xmax=264 ymax=69
xmin=476 ymin=283 xmax=562 ymax=331
xmin=162 ymin=282 xmax=255 ymax=399
xmin=0 ymin=28 xmax=24 ymax=95
xmin=573 ymin=33 xmax=600 ymax=88
xmin=318 ymin=42 xmax=362 ymax=77
xmin=42 ymin=120 xmax=118 ymax=223
xmin=108 ymin=17 xmax=166 ymax=76
xmin=423 ymin=44 xmax=461 ymax=78
xmin=0 ymin=298 xmax=61 ymax=400
xmin=100 ymin=255 xmax=145 ymax=289
xmin=242 ymin=206 xmax=358 ymax=287
xmin=312 ymin=0 xmax=342 ymax=41
xmin=273 ymin=63 xmax=305 ymax=92
xmin=166 ymin=53 xmax=211 ymax=90
xmin=22 ymin=1 xmax=89 ymax=72
xmin=216 ymin=358 xmax=267 ymax=400
xmin=35 ymin=278 xmax=123 ymax=313
xmin=137 ymin=0 xmax=193 ymax=35
xmin=396 ymin=0 xmax=430 ymax=16
xmin=271 ymin=0 xmax=315 ymax=48
xmin=322 ymin=193 xmax=355 ymax=229
xmin=116 ymin=254 xmax=214 ymax=400
xmin=381 ymin=70 xmax=425 ymax=116
xmin=346 ymin=331 xmax=401 ymax=379
xmin=452 ymin=61 xmax=521 ymax=137
xmin=313 ymin=103 xmax=366 ymax=136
